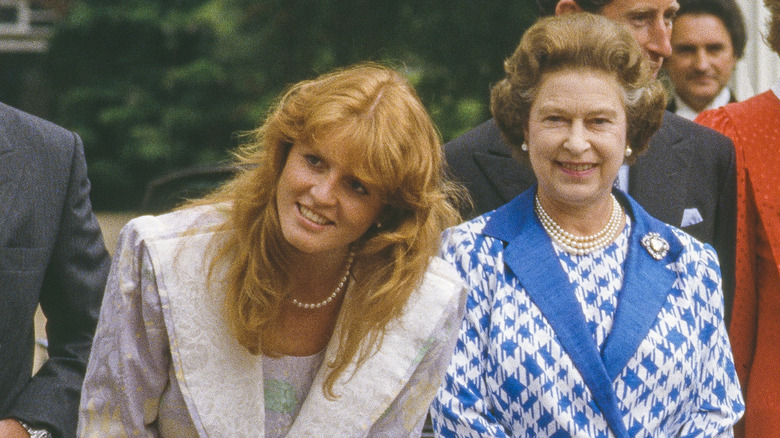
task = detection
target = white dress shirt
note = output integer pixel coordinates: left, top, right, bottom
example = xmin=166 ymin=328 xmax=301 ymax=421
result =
xmin=673 ymin=88 xmax=733 ymax=120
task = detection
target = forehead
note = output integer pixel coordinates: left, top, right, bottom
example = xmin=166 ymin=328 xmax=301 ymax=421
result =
xmin=600 ymin=0 xmax=679 ymax=17
xmin=534 ymin=69 xmax=625 ymax=111
xmin=306 ymin=130 xmax=362 ymax=164
xmin=672 ymin=14 xmax=732 ymax=43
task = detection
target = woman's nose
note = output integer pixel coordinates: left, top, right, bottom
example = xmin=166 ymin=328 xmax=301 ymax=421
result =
xmin=310 ymin=175 xmax=338 ymax=204
xmin=563 ymin=123 xmax=590 ymax=153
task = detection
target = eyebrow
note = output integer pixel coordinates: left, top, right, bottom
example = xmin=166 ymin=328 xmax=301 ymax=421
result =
xmin=536 ymin=105 xmax=620 ymax=117
xmin=626 ymin=3 xmax=680 ymax=17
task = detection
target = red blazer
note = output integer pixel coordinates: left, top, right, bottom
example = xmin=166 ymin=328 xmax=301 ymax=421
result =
xmin=697 ymin=90 xmax=780 ymax=437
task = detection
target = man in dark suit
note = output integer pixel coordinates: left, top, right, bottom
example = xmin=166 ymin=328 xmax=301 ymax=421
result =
xmin=0 ymin=103 xmax=110 ymax=437
xmin=664 ymin=0 xmax=746 ymax=120
xmin=445 ymin=0 xmax=736 ymax=317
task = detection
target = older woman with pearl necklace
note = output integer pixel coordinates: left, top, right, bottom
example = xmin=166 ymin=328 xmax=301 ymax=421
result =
xmin=431 ymin=13 xmax=744 ymax=437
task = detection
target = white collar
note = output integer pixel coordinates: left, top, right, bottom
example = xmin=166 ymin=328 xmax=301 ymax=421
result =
xmin=148 ymin=224 xmax=466 ymax=436
xmin=772 ymin=78 xmax=780 ymax=99
xmin=673 ymin=88 xmax=733 ymax=120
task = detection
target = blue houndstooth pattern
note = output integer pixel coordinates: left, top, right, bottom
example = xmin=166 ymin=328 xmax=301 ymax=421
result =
xmin=556 ymin=216 xmax=630 ymax=352
xmin=431 ymin=210 xmax=744 ymax=437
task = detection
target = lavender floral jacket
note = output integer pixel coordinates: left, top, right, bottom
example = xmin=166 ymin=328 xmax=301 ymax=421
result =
xmin=78 ymin=205 xmax=466 ymax=437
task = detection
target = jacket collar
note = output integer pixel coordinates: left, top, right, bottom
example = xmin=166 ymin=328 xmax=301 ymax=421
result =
xmin=482 ymin=187 xmax=683 ymax=437
xmin=289 ymin=256 xmax=464 ymax=435
xmin=147 ymin=226 xmax=464 ymax=436
xmin=627 ymin=112 xmax=689 ymax=223
xmin=471 ymin=119 xmax=537 ymax=204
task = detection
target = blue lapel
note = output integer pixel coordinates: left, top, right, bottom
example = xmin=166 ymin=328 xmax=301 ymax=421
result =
xmin=482 ymin=189 xmax=685 ymax=437
xmin=601 ymin=192 xmax=683 ymax=379
xmin=484 ymin=188 xmax=628 ymax=438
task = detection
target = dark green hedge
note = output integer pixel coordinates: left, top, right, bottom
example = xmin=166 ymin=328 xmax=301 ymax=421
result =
xmin=45 ymin=0 xmax=538 ymax=210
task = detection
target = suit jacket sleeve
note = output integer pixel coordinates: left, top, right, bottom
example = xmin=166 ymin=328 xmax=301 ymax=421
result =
xmin=8 ymin=131 xmax=110 ymax=437
xmin=711 ymin=130 xmax=737 ymax=324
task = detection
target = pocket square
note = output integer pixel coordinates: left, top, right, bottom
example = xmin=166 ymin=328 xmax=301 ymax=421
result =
xmin=681 ymin=208 xmax=703 ymax=227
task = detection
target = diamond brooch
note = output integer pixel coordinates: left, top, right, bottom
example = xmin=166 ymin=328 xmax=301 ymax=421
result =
xmin=641 ymin=232 xmax=669 ymax=260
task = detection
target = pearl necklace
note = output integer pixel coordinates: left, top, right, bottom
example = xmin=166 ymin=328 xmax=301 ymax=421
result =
xmin=534 ymin=194 xmax=623 ymax=256
xmin=290 ymin=251 xmax=355 ymax=309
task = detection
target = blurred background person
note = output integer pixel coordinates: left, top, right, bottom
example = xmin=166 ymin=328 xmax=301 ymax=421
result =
xmin=696 ymin=0 xmax=780 ymax=435
xmin=432 ymin=13 xmax=743 ymax=437
xmin=78 ymin=63 xmax=466 ymax=437
xmin=663 ymin=0 xmax=747 ymax=120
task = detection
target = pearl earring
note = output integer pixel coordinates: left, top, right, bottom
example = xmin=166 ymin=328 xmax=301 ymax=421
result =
xmin=624 ymin=146 xmax=633 ymax=157
xmin=521 ymin=142 xmax=528 ymax=151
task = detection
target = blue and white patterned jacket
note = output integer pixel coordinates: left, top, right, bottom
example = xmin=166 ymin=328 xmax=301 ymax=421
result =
xmin=431 ymin=187 xmax=744 ymax=437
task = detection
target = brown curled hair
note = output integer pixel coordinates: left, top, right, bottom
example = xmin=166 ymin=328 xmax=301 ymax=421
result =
xmin=491 ymin=12 xmax=667 ymax=165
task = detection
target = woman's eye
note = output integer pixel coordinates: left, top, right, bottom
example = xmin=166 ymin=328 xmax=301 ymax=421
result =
xmin=350 ymin=179 xmax=368 ymax=195
xmin=304 ymin=154 xmax=322 ymax=167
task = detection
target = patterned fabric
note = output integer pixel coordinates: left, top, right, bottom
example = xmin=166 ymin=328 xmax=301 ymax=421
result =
xmin=263 ymin=352 xmax=325 ymax=437
xmin=696 ymin=88 xmax=780 ymax=437
xmin=430 ymin=188 xmax=744 ymax=437
xmin=557 ymin=217 xmax=631 ymax=352
xmin=79 ymin=204 xmax=468 ymax=437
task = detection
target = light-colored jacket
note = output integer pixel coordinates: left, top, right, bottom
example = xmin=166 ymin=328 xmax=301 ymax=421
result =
xmin=78 ymin=205 xmax=466 ymax=437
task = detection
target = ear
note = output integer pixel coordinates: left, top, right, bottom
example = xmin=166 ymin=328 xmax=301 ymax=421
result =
xmin=556 ymin=0 xmax=585 ymax=15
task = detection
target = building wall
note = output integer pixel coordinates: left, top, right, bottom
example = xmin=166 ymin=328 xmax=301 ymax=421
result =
xmin=733 ymin=0 xmax=780 ymax=99
xmin=0 ymin=0 xmax=58 ymax=117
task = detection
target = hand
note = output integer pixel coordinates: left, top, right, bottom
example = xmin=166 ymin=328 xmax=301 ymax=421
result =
xmin=0 ymin=419 xmax=29 ymax=438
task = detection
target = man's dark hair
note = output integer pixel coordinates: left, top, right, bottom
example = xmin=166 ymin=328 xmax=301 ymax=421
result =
xmin=677 ymin=0 xmax=747 ymax=58
xmin=536 ymin=0 xmax=612 ymax=16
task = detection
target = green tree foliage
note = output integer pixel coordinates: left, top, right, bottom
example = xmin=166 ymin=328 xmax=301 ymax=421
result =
xmin=46 ymin=0 xmax=538 ymax=210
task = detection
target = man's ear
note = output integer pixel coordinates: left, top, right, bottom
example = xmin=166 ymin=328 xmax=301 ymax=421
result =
xmin=556 ymin=0 xmax=585 ymax=15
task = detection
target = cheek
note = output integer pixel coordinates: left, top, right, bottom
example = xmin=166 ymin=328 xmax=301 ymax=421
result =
xmin=676 ymin=58 xmax=695 ymax=73
xmin=277 ymin=160 xmax=295 ymax=189
xmin=343 ymin=196 xmax=383 ymax=228
xmin=714 ymin=57 xmax=736 ymax=77
xmin=605 ymin=127 xmax=628 ymax=162
xmin=275 ymin=172 xmax=290 ymax=205
xmin=631 ymin=29 xmax=652 ymax=51
xmin=526 ymin=129 xmax=556 ymax=156
xmin=278 ymin=160 xmax=311 ymax=195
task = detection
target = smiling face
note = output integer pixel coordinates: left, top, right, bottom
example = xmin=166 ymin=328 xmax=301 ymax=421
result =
xmin=525 ymin=68 xmax=628 ymax=214
xmin=276 ymin=140 xmax=384 ymax=260
xmin=599 ymin=0 xmax=680 ymax=77
xmin=665 ymin=13 xmax=737 ymax=112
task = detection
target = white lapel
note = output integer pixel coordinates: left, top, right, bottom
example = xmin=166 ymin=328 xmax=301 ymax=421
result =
xmin=147 ymin=229 xmax=266 ymax=436
xmin=144 ymin=209 xmax=464 ymax=437
xmin=287 ymin=257 xmax=464 ymax=436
